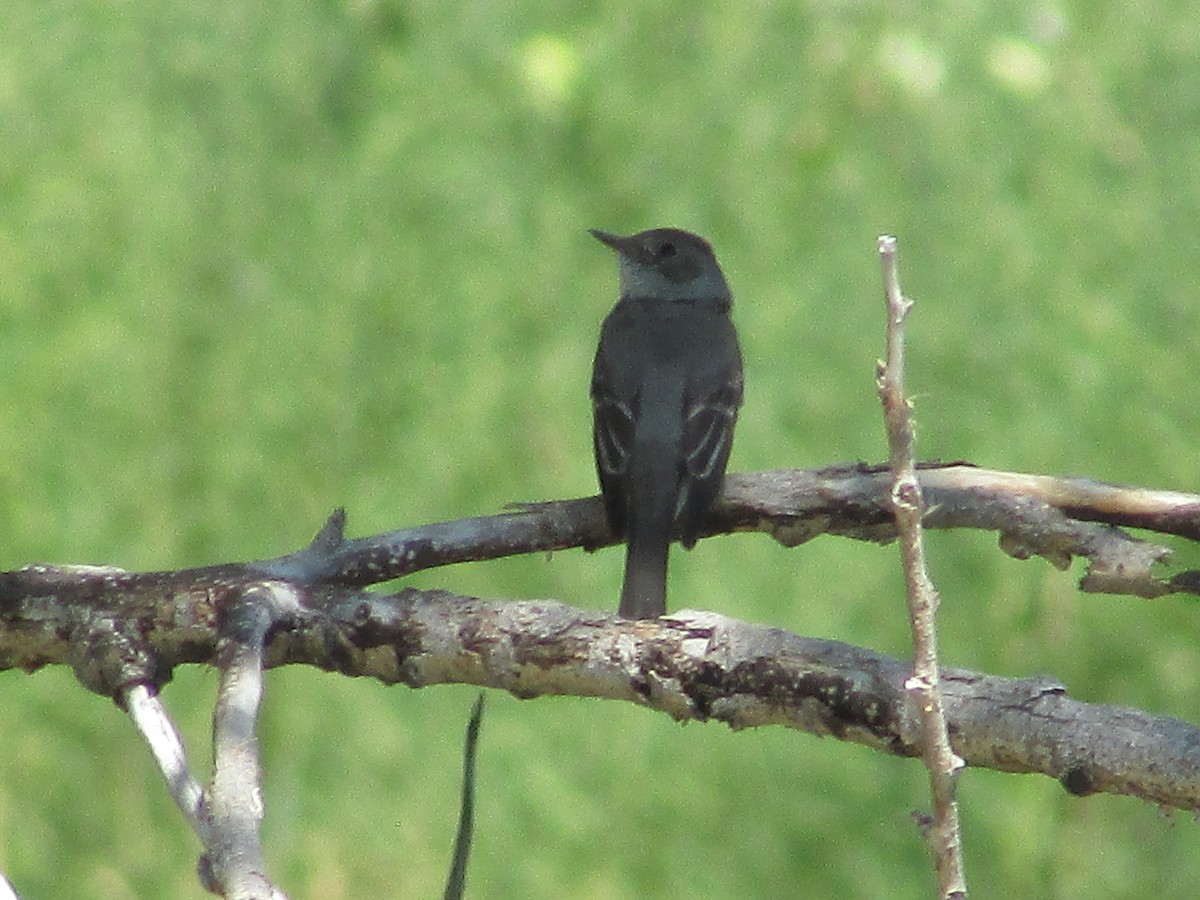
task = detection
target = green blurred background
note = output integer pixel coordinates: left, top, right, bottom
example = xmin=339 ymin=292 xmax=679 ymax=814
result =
xmin=3 ymin=2 xmax=1199 ymax=897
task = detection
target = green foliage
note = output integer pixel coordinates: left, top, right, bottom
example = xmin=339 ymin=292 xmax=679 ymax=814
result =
xmin=2 ymin=1 xmax=1199 ymax=896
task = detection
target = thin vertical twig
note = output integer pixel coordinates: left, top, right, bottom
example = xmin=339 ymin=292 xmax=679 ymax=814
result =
xmin=199 ymin=582 xmax=298 ymax=900
xmin=125 ymin=684 xmax=205 ymax=833
xmin=875 ymin=235 xmax=967 ymax=898
xmin=444 ymin=693 xmax=486 ymax=900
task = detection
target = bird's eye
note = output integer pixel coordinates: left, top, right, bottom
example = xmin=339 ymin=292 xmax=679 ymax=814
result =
xmin=656 ymin=241 xmax=677 ymax=258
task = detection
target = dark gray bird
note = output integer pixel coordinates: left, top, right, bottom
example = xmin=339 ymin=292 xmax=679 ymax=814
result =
xmin=590 ymin=228 xmax=744 ymax=618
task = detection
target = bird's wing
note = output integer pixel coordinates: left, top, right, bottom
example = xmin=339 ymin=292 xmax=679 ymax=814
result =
xmin=591 ymin=367 xmax=638 ymax=536
xmin=677 ymin=369 xmax=743 ymax=546
xmin=592 ymin=386 xmax=636 ymax=479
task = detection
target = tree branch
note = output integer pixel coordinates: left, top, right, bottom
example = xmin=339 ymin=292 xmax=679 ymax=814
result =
xmin=4 ymin=464 xmax=1195 ymax=681
xmin=280 ymin=465 xmax=1199 ymax=596
xmin=197 ymin=582 xmax=298 ymax=900
xmin=3 ymin=463 xmax=1200 ymax=896
xmin=3 ymin=562 xmax=1199 ymax=811
xmin=875 ymin=235 xmax=967 ymax=897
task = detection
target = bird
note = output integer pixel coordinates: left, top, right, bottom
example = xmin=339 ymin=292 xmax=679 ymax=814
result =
xmin=589 ymin=227 xmax=744 ymax=619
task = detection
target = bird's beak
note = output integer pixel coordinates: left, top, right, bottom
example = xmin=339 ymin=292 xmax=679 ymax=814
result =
xmin=589 ymin=229 xmax=628 ymax=254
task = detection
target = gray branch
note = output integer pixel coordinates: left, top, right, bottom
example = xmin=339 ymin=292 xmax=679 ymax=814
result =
xmin=875 ymin=234 xmax=967 ymax=897
xmin=197 ymin=582 xmax=299 ymax=900
xmin=3 ymin=465 xmax=1200 ymax=895
xmin=232 ymin=463 xmax=1200 ymax=596
xmin=3 ymin=543 xmax=1199 ymax=810
xmin=4 ymin=465 xmax=1197 ymax=677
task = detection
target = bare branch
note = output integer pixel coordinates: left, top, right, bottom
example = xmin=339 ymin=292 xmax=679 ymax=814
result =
xmin=7 ymin=565 xmax=1199 ymax=811
xmin=199 ymin=582 xmax=300 ymax=900
xmin=278 ymin=467 xmax=1200 ymax=597
xmin=126 ymin=684 xmax=205 ymax=833
xmin=444 ymin=694 xmax=485 ymax=900
xmin=315 ymin=599 xmax=1200 ymax=811
xmin=5 ymin=464 xmax=1193 ymax=674
xmin=2 ymin=461 xmax=1199 ymax=891
xmin=875 ymin=235 xmax=967 ymax=898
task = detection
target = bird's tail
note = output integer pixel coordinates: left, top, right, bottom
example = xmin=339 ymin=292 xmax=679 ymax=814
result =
xmin=616 ymin=371 xmax=687 ymax=620
xmin=618 ymin=443 xmax=677 ymax=619
xmin=619 ymin=524 xmax=670 ymax=619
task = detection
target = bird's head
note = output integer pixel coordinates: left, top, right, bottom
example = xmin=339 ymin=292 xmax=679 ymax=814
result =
xmin=590 ymin=228 xmax=730 ymax=301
